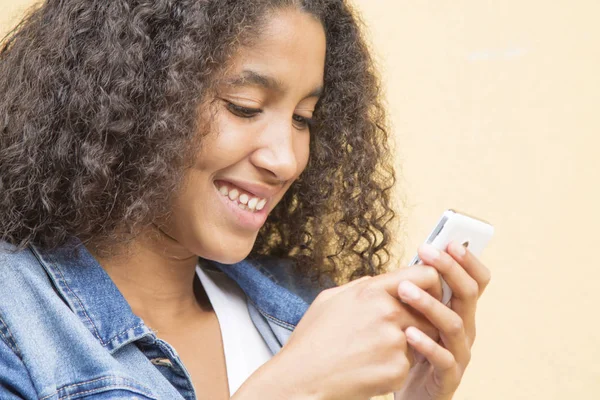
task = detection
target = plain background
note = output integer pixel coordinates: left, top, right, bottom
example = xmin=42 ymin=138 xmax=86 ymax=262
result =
xmin=1 ymin=1 xmax=599 ymax=399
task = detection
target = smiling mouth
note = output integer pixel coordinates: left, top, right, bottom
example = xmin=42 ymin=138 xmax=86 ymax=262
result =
xmin=214 ymin=181 xmax=267 ymax=213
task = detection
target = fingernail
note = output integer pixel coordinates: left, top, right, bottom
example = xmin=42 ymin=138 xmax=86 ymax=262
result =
xmin=451 ymin=241 xmax=466 ymax=257
xmin=399 ymin=281 xmax=420 ymax=300
xmin=419 ymin=243 xmax=440 ymax=262
xmin=405 ymin=327 xmax=421 ymax=344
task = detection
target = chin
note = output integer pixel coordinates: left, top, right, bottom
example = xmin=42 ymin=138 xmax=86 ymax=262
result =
xmin=209 ymin=251 xmax=251 ymax=265
xmin=197 ymin=231 xmax=257 ymax=265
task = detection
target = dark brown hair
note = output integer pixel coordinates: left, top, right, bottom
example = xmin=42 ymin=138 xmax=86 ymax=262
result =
xmin=0 ymin=0 xmax=397 ymax=285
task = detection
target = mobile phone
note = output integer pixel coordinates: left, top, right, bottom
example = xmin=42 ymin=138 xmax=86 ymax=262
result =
xmin=408 ymin=209 xmax=494 ymax=305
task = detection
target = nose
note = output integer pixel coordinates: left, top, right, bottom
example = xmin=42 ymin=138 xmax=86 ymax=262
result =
xmin=249 ymin=119 xmax=300 ymax=182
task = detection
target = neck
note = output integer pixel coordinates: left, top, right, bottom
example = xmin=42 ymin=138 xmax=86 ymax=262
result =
xmin=91 ymin=227 xmax=212 ymax=332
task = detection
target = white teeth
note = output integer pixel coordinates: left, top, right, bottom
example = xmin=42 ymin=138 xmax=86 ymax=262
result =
xmin=247 ymin=197 xmax=258 ymax=211
xmin=217 ymin=183 xmax=267 ymax=213
xmin=228 ymin=188 xmax=239 ymax=201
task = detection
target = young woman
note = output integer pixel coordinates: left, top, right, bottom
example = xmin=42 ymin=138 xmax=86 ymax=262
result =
xmin=0 ymin=1 xmax=491 ymax=399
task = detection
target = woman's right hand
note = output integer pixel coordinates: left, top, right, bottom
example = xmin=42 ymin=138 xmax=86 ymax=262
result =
xmin=265 ymin=265 xmax=444 ymax=400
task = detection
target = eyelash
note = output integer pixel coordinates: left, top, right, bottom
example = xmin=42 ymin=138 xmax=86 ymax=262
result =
xmin=225 ymin=101 xmax=314 ymax=131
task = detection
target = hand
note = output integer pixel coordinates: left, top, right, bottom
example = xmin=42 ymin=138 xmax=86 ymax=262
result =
xmin=393 ymin=241 xmax=492 ymax=400
xmin=257 ymin=265 xmax=443 ymax=400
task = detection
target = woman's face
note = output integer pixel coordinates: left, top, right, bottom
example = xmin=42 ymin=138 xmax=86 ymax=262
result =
xmin=156 ymin=9 xmax=326 ymax=264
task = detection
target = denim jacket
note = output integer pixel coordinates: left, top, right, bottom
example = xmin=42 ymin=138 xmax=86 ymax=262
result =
xmin=0 ymin=237 xmax=333 ymax=399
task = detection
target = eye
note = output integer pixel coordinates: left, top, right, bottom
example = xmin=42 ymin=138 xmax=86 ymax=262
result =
xmin=225 ymin=101 xmax=262 ymax=118
xmin=292 ymin=114 xmax=314 ymax=131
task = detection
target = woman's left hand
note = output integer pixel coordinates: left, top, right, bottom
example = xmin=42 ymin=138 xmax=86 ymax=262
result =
xmin=393 ymin=241 xmax=492 ymax=400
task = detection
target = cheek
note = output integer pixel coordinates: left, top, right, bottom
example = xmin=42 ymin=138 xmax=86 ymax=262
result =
xmin=172 ymin=171 xmax=207 ymax=224
xmin=194 ymin=116 xmax=249 ymax=170
xmin=296 ymin=134 xmax=311 ymax=175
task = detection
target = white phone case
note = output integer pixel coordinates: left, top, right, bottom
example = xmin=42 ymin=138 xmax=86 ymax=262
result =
xmin=409 ymin=209 xmax=494 ymax=305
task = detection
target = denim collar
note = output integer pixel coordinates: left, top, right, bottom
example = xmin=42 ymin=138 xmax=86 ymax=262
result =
xmin=30 ymin=237 xmax=153 ymax=353
xmin=208 ymin=259 xmax=312 ymax=329
xmin=29 ymin=237 xmax=315 ymax=353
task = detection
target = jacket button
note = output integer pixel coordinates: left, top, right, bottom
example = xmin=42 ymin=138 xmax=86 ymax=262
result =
xmin=150 ymin=357 xmax=173 ymax=367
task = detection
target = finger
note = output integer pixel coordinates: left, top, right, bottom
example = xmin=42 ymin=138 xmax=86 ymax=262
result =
xmin=417 ymin=244 xmax=478 ymax=341
xmin=341 ymin=269 xmax=441 ymax=340
xmin=368 ymin=265 xmax=442 ymax=302
xmin=406 ymin=343 xmax=416 ymax=366
xmin=446 ymin=241 xmax=492 ymax=296
xmin=398 ymin=281 xmax=471 ymax=366
xmin=418 ymin=243 xmax=478 ymax=303
xmin=405 ymin=326 xmax=460 ymax=386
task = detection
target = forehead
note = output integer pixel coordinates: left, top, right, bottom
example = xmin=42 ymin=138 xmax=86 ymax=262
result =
xmin=221 ymin=9 xmax=326 ymax=94
xmin=225 ymin=69 xmax=324 ymax=98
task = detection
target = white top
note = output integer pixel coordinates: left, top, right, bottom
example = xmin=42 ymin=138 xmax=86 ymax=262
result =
xmin=195 ymin=265 xmax=273 ymax=397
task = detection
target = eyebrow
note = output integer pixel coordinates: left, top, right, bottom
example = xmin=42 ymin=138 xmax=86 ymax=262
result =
xmin=225 ymin=69 xmax=323 ymax=98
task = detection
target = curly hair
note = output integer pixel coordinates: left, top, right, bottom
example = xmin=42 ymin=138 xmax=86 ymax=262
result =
xmin=0 ymin=0 xmax=398 ymax=286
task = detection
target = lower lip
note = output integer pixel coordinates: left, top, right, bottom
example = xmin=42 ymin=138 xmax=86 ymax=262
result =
xmin=213 ymin=182 xmax=269 ymax=231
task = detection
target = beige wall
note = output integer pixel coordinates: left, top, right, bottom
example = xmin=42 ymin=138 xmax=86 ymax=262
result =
xmin=352 ymin=0 xmax=600 ymax=399
xmin=2 ymin=1 xmax=599 ymax=399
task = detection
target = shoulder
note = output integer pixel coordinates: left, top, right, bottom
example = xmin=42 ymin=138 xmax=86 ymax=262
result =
xmin=0 ymin=240 xmax=38 ymax=266
xmin=0 ymin=240 xmax=80 ymax=352
xmin=0 ymin=250 xmax=37 ymax=396
xmin=0 ymin=242 xmax=160 ymax=399
xmin=0 ymin=240 xmax=57 ymax=299
xmin=0 ymin=241 xmax=67 ymax=317
xmin=0 ymin=242 xmax=65 ymax=397
xmin=0 ymin=330 xmax=37 ymax=399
